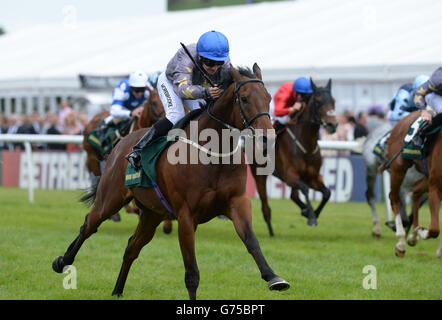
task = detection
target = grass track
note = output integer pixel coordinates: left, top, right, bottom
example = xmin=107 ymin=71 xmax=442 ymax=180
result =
xmin=0 ymin=187 xmax=440 ymax=300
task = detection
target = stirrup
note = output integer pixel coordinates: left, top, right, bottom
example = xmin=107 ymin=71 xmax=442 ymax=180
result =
xmin=125 ymin=151 xmax=141 ymax=171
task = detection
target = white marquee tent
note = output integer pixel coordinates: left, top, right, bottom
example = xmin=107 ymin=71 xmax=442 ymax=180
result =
xmin=0 ymin=0 xmax=441 ymax=116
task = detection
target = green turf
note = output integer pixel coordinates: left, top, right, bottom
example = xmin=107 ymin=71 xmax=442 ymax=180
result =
xmin=0 ymin=187 xmax=440 ymax=300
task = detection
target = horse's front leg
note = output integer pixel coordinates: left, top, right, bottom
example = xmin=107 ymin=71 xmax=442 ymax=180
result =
xmin=251 ymin=165 xmax=274 ymax=237
xmin=291 ymin=179 xmax=317 ymax=226
xmin=177 ymin=204 xmax=199 ymax=300
xmin=407 ymin=178 xmax=427 ymax=246
xmin=228 ymin=195 xmax=290 ymax=291
xmin=309 ymin=175 xmax=331 ymax=219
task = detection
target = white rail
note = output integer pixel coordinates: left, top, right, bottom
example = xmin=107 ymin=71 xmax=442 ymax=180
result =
xmin=0 ymin=134 xmax=364 ymax=203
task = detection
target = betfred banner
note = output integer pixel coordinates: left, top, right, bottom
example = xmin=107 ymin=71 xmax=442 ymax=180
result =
xmin=246 ymin=155 xmax=377 ymax=203
xmin=2 ymin=151 xmax=91 ymax=190
xmin=1 ymin=151 xmax=375 ymax=202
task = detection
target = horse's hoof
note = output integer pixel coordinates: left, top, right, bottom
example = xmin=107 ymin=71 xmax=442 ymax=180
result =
xmin=394 ymin=247 xmax=405 ymax=258
xmin=301 ymin=208 xmax=309 ymax=218
xmin=110 ymin=213 xmax=121 ymax=222
xmin=371 ymin=231 xmax=381 ymax=238
xmin=268 ymin=277 xmax=290 ymax=291
xmin=112 ymin=290 xmax=123 ymax=297
xmin=162 ymin=225 xmax=172 ymax=234
xmin=307 ymin=219 xmax=318 ymax=227
xmin=52 ymin=256 xmax=66 ymax=273
xmin=407 ymin=235 xmax=418 ymax=247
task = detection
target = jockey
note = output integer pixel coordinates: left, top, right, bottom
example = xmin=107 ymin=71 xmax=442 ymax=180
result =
xmin=387 ymin=75 xmax=430 ymax=127
xmin=271 ymin=77 xmax=313 ymax=129
xmin=95 ymin=70 xmax=150 ymax=143
xmin=387 ymin=82 xmax=413 ymax=127
xmin=412 ymin=67 xmax=442 ymax=146
xmin=126 ymin=30 xmax=231 ymax=170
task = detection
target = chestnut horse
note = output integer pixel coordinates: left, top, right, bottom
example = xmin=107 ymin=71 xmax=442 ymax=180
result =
xmin=52 ymin=64 xmax=290 ymax=299
xmin=386 ymin=111 xmax=441 ymax=257
xmin=250 ymin=79 xmax=338 ymax=235
xmin=82 ymin=87 xmax=164 ymax=217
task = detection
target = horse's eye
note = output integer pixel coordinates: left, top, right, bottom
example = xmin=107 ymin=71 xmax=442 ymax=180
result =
xmin=240 ymin=96 xmax=248 ymax=104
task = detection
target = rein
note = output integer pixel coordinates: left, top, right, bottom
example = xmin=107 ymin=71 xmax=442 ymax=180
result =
xmin=206 ymin=79 xmax=271 ymax=132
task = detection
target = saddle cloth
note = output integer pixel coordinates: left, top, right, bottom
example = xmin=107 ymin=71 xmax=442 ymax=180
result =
xmin=401 ymin=116 xmax=441 ymax=160
xmin=373 ymin=130 xmax=391 ymax=160
xmin=125 ymin=108 xmax=205 ymax=188
xmin=87 ymin=119 xmax=130 ymax=155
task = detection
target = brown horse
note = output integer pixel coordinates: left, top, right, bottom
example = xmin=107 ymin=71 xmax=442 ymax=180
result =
xmin=82 ymin=87 xmax=165 ymax=217
xmin=52 ymin=64 xmax=290 ymax=299
xmin=250 ymin=79 xmax=338 ymax=235
xmin=386 ymin=111 xmax=441 ymax=257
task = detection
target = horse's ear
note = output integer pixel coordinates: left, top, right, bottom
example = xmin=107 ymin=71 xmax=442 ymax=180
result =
xmin=146 ymin=85 xmax=153 ymax=94
xmin=252 ymin=63 xmax=262 ymax=80
xmin=326 ymin=78 xmax=332 ymax=91
xmin=310 ymin=78 xmax=317 ymax=92
xmin=230 ymin=65 xmax=242 ymax=83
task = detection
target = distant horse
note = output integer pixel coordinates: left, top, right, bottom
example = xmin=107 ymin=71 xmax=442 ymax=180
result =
xmin=386 ymin=111 xmax=441 ymax=257
xmin=362 ymin=120 xmax=427 ymax=238
xmin=82 ymin=87 xmax=164 ymax=217
xmin=52 ymin=64 xmax=290 ymax=299
xmin=250 ymin=79 xmax=338 ymax=235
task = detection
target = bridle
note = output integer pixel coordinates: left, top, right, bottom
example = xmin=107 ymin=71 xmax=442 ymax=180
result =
xmin=147 ymin=92 xmax=165 ymax=122
xmin=206 ymin=78 xmax=271 ymax=133
xmin=297 ymin=88 xmax=335 ymax=129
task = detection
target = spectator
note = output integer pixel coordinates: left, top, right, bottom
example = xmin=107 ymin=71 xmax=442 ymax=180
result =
xmin=347 ymin=115 xmax=368 ymax=139
xmin=46 ymin=113 xmax=65 ymax=151
xmin=58 ymin=100 xmax=73 ymax=129
xmin=6 ymin=114 xmax=22 ymax=150
xmin=365 ymin=104 xmax=386 ymax=134
xmin=63 ymin=112 xmax=82 ymax=151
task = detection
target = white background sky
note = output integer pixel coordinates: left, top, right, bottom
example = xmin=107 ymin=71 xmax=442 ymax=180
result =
xmin=0 ymin=0 xmax=167 ymax=32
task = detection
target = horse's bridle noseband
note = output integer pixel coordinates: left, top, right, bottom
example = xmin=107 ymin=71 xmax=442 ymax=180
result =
xmin=207 ymin=79 xmax=271 ymax=132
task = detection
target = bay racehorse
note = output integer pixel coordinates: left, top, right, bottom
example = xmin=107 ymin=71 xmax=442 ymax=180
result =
xmin=82 ymin=86 xmax=164 ymax=218
xmin=52 ymin=64 xmax=290 ymax=299
xmin=250 ymin=79 xmax=338 ymax=235
xmin=385 ymin=111 xmax=441 ymax=257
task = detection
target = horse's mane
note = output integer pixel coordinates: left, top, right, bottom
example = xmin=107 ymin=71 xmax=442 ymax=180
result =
xmin=218 ymin=66 xmax=256 ymax=90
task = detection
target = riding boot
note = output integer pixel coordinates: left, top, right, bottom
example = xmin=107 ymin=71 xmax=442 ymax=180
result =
xmin=125 ymin=117 xmax=173 ymax=171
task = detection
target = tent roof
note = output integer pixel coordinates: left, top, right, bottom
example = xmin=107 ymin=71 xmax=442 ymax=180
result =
xmin=0 ymin=0 xmax=441 ymax=81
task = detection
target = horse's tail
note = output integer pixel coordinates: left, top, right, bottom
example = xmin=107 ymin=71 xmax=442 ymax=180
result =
xmin=80 ymin=176 xmax=100 ymax=207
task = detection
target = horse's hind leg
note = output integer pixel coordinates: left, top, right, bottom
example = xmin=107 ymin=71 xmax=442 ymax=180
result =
xmin=366 ymin=171 xmax=381 ymax=237
xmin=228 ymin=195 xmax=290 ymax=292
xmin=176 ymin=204 xmax=200 ymax=300
xmin=52 ymin=184 xmax=128 ymax=273
xmin=389 ymin=162 xmax=409 ymax=257
xmin=407 ymin=177 xmax=427 ymax=246
xmin=112 ymin=210 xmax=163 ymax=297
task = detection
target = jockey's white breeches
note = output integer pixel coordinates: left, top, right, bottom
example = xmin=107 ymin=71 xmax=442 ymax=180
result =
xmin=157 ymin=71 xmax=205 ymax=125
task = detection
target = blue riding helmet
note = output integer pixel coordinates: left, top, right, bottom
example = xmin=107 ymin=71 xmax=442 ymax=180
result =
xmin=148 ymin=71 xmax=162 ymax=89
xmin=293 ymin=77 xmax=313 ymax=93
xmin=196 ymin=30 xmax=230 ymax=61
xmin=412 ymin=75 xmax=430 ymax=90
